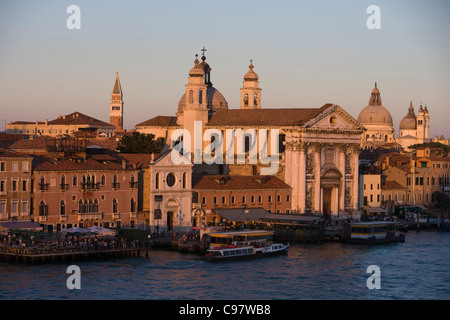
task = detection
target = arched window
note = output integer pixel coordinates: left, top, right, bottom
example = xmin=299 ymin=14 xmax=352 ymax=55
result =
xmin=60 ymin=175 xmax=66 ymax=185
xmin=182 ymin=172 xmax=187 ymax=189
xmin=39 ymin=200 xmax=47 ymax=215
xmin=254 ymin=93 xmax=258 ymax=106
xmin=89 ymin=199 xmax=93 ymax=213
xmin=155 ymin=172 xmax=160 ymax=190
xmin=113 ymin=198 xmax=118 ymax=213
xmin=84 ymin=199 xmax=88 ymax=213
xmin=199 ymin=90 xmax=203 ymax=104
xmin=73 ymin=174 xmax=77 ymax=186
xmin=189 ymin=90 xmax=194 ymax=104
xmin=244 ymin=93 xmax=249 ymax=107
xmin=93 ymin=199 xmax=98 ymax=213
xmin=101 ymin=174 xmax=106 ymax=186
xmin=78 ymin=200 xmax=84 ymax=213
xmin=130 ymin=198 xmax=136 ymax=213
xmin=60 ymin=200 xmax=65 ymax=215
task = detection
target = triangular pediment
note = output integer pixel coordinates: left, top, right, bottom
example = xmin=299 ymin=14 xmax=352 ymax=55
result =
xmin=304 ymin=104 xmax=364 ymax=132
xmin=152 ymin=149 xmax=193 ymax=168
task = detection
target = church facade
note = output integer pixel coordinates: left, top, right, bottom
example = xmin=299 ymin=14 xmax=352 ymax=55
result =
xmin=136 ymin=52 xmax=364 ymax=229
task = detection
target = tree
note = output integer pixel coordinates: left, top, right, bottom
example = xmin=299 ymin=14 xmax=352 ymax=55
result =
xmin=117 ymin=132 xmax=163 ymax=154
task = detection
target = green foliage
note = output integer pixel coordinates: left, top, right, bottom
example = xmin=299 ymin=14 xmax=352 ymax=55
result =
xmin=408 ymin=142 xmax=450 ymax=157
xmin=117 ymin=132 xmax=163 ymax=154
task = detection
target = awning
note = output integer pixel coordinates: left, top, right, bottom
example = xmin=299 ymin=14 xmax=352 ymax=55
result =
xmin=364 ymin=207 xmax=387 ymax=214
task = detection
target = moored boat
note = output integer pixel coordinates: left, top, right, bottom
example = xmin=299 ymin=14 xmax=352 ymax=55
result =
xmin=343 ymin=221 xmax=405 ymax=244
xmin=204 ymin=242 xmax=290 ymax=262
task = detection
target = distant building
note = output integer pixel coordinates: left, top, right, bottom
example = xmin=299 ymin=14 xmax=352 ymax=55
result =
xmin=110 ymin=70 xmax=124 ymax=130
xmin=397 ymin=102 xmax=430 ymax=151
xmin=192 ymin=174 xmax=292 ymax=226
xmin=6 ymin=111 xmax=115 ymax=138
xmin=0 ymin=148 xmax=33 ymax=221
xmin=31 ymin=153 xmax=139 ymax=232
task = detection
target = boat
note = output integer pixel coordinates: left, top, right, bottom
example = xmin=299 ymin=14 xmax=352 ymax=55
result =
xmin=342 ymin=221 xmax=405 ymax=244
xmin=207 ymin=230 xmax=275 ymax=248
xmin=204 ymin=241 xmax=290 ymax=262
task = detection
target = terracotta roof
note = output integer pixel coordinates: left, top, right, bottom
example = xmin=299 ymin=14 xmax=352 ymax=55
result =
xmin=382 ymin=181 xmax=406 ymax=190
xmin=206 ymin=104 xmax=332 ymax=127
xmin=192 ymin=175 xmax=292 ymax=190
xmin=135 ymin=116 xmax=177 ymax=127
xmin=119 ymin=153 xmax=159 ymax=169
xmin=0 ymin=147 xmax=33 ymax=158
xmin=32 ymin=154 xmax=135 ymax=172
xmin=48 ymin=111 xmax=114 ymax=128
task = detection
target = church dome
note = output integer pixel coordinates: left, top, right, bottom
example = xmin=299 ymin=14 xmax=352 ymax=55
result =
xmin=399 ymin=102 xmax=417 ymax=130
xmin=357 ymin=83 xmax=393 ymax=125
xmin=188 ymin=55 xmax=204 ymax=77
xmin=178 ymin=86 xmax=228 ymax=113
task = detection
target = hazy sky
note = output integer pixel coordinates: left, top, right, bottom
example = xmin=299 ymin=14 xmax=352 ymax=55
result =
xmin=1 ymin=0 xmax=449 ymax=138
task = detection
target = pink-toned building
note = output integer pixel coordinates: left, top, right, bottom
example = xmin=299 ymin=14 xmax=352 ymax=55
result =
xmin=32 ymin=154 xmax=139 ymax=232
xmin=192 ymin=175 xmax=292 ymax=227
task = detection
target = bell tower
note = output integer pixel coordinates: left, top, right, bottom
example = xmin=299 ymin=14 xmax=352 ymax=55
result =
xmin=110 ymin=69 xmax=124 ymax=129
xmin=240 ymin=60 xmax=261 ymax=109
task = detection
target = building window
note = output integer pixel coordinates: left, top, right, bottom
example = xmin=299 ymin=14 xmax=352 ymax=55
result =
xmin=0 ymin=179 xmax=5 ymax=193
xmin=22 ymin=201 xmax=28 ymax=214
xmin=242 ymin=196 xmax=246 ymax=203
xmin=213 ymin=197 xmax=217 ymax=205
xmin=12 ymin=162 xmax=18 ymax=172
xmin=11 ymin=200 xmax=18 ymax=214
xmin=73 ymin=174 xmax=78 ymax=186
xmin=101 ymin=174 xmax=106 ymax=186
xmin=0 ymin=162 xmax=5 ymax=172
xmin=78 ymin=200 xmax=84 ymax=213
xmin=166 ymin=173 xmax=176 ymax=187
xmin=113 ymin=198 xmax=118 ymax=213
xmin=251 ymin=196 xmax=255 ymax=203
xmin=222 ymin=196 xmax=226 ymax=204
xmin=0 ymin=200 xmax=6 ymax=214
xmin=231 ymin=196 xmax=235 ymax=204
xmin=130 ymin=198 xmax=136 ymax=212
xmin=287 ymin=195 xmax=290 ymax=202
xmin=22 ymin=161 xmax=29 ymax=172
xmin=202 ymin=197 xmax=206 ymax=205
xmin=277 ymin=195 xmax=281 ymax=203
xmin=182 ymin=172 xmax=187 ymax=189
xmin=258 ymin=195 xmax=262 ymax=203
xmin=12 ymin=179 xmax=18 ymax=192
xmin=60 ymin=200 xmax=66 ymax=215
xmin=22 ymin=179 xmax=27 ymax=192
xmin=155 ymin=173 xmax=160 ymax=190
xmin=268 ymin=195 xmax=272 ymax=203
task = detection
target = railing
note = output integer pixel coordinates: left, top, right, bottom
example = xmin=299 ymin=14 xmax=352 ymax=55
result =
xmin=60 ymin=183 xmax=69 ymax=191
xmin=38 ymin=183 xmax=49 ymax=191
xmin=81 ymin=182 xmax=100 ymax=191
xmin=129 ymin=181 xmax=138 ymax=189
xmin=112 ymin=182 xmax=120 ymax=189
xmin=77 ymin=212 xmax=103 ymax=221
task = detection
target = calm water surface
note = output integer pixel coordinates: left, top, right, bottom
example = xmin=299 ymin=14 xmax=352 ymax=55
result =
xmin=1 ymin=231 xmax=449 ymax=300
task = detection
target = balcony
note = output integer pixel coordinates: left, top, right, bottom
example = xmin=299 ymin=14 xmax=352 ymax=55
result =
xmin=38 ymin=183 xmax=49 ymax=192
xmin=112 ymin=182 xmax=120 ymax=190
xmin=60 ymin=183 xmax=69 ymax=191
xmin=81 ymin=182 xmax=100 ymax=191
xmin=78 ymin=212 xmax=103 ymax=221
xmin=129 ymin=181 xmax=139 ymax=189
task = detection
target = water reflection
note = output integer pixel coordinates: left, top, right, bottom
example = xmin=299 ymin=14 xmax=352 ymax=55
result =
xmin=1 ymin=232 xmax=450 ymax=300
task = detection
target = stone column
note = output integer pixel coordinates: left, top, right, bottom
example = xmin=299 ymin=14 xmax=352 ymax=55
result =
xmin=338 ymin=144 xmax=346 ymax=212
xmin=291 ymin=145 xmax=299 ymax=211
xmin=313 ymin=143 xmax=322 ymax=212
xmin=352 ymin=144 xmax=359 ymax=210
xmin=298 ymin=143 xmax=306 ymax=213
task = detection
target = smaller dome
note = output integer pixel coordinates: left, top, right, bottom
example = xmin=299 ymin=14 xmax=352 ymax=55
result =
xmin=418 ymin=105 xmax=425 ymax=115
xmin=189 ymin=55 xmax=204 ymax=77
xmin=399 ymin=102 xmax=417 ymax=130
xmin=244 ymin=60 xmax=259 ymax=81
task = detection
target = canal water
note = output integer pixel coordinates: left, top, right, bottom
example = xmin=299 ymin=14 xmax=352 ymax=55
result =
xmin=1 ymin=231 xmax=449 ymax=300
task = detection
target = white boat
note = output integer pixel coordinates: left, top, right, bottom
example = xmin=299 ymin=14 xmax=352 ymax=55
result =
xmin=204 ymin=242 xmax=290 ymax=262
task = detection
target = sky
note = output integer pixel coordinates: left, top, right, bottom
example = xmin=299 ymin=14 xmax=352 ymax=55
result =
xmin=0 ymin=0 xmax=449 ymax=138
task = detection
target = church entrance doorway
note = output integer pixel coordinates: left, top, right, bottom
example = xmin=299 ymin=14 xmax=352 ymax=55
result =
xmin=167 ymin=211 xmax=174 ymax=231
xmin=323 ymin=188 xmax=332 ymax=219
